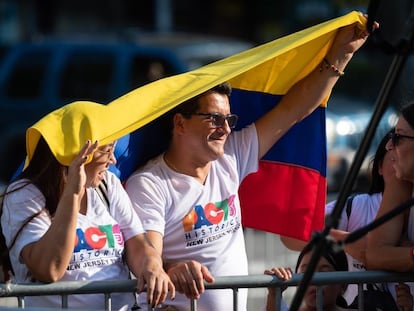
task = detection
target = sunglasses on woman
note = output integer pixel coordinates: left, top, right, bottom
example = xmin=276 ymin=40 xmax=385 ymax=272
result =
xmin=388 ymin=131 xmax=414 ymax=147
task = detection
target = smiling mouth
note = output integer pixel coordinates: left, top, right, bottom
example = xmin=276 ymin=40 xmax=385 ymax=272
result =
xmin=209 ymin=132 xmax=227 ymax=141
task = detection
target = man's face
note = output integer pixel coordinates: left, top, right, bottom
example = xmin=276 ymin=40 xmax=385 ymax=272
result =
xmin=180 ymin=92 xmax=233 ymax=163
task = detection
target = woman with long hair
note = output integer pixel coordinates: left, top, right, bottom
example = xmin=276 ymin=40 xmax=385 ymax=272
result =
xmin=1 ymin=101 xmax=174 ymax=310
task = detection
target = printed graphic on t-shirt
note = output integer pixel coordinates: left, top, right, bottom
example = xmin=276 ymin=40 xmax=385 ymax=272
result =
xmin=68 ymin=223 xmax=124 ymax=271
xmin=181 ymin=194 xmax=240 ymax=247
xmin=352 ymin=260 xmax=366 ymax=270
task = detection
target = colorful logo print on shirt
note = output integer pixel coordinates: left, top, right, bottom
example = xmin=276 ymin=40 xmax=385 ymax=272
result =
xmin=182 ymin=195 xmax=236 ymax=231
xmin=181 ymin=195 xmax=240 ymax=247
xmin=74 ymin=223 xmax=123 ymax=252
xmin=68 ymin=224 xmax=124 ymax=271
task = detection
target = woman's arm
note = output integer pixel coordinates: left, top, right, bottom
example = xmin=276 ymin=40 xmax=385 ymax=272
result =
xmin=20 ymin=141 xmax=96 ymax=282
xmin=366 ymin=176 xmax=414 ymax=271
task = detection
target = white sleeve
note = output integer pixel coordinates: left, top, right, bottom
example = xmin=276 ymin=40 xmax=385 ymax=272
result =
xmin=1 ymin=181 xmax=51 ymax=264
xmin=325 ymin=200 xmax=337 ymax=216
xmin=325 ymin=198 xmax=352 ymax=231
xmin=125 ymin=172 xmax=167 ymax=236
xmin=226 ymin=124 xmax=259 ymax=179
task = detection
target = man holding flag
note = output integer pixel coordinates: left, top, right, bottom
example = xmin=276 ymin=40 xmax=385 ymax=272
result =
xmin=125 ymin=13 xmax=377 ymax=311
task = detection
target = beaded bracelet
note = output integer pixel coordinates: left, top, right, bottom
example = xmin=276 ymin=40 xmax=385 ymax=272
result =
xmin=320 ymin=57 xmax=345 ymax=77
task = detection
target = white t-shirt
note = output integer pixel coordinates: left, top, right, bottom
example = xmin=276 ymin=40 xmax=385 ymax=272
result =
xmin=2 ymin=171 xmax=144 ymax=310
xmin=325 ymin=192 xmax=382 ymax=305
xmin=126 ymin=124 xmax=259 ymax=311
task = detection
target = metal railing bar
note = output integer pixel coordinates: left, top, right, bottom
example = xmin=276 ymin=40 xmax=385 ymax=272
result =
xmin=0 ymin=279 xmax=137 ymax=297
xmin=0 ymin=271 xmax=412 ymax=310
xmin=1 ymin=271 xmax=412 ymax=297
xmin=203 ymin=271 xmax=414 ymax=289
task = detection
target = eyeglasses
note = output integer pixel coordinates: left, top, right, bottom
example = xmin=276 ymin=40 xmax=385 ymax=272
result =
xmin=388 ymin=131 xmax=414 ymax=147
xmin=193 ymin=113 xmax=238 ymax=129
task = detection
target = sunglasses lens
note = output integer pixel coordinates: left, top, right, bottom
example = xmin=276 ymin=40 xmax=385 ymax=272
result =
xmin=212 ymin=114 xmax=226 ymax=127
xmin=209 ymin=114 xmax=238 ymax=128
xmin=389 ymin=132 xmax=399 ymax=146
xmin=227 ymin=115 xmax=238 ymax=128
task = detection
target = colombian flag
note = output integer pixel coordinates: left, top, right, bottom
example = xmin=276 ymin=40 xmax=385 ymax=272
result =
xmin=26 ymin=12 xmax=366 ymax=241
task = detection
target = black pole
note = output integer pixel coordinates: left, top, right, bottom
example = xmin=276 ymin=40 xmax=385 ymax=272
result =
xmin=289 ymin=3 xmax=414 ymax=310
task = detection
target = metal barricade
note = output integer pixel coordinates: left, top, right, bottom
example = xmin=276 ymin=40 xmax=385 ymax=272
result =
xmin=0 ymin=271 xmax=413 ymax=310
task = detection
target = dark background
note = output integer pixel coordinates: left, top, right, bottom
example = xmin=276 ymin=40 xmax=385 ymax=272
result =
xmin=2 ymin=0 xmax=413 ymax=105
xmin=0 ymin=2 xmax=412 ymax=309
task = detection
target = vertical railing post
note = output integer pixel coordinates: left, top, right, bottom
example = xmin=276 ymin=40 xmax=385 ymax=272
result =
xmin=17 ymin=296 xmax=24 ymax=308
xmin=233 ymin=288 xmax=238 ymax=311
xmin=104 ymin=293 xmax=112 ymax=311
xmin=358 ymin=283 xmax=365 ymax=311
xmin=316 ymin=286 xmax=323 ymax=311
xmin=61 ymin=295 xmax=68 ymax=308
xmin=272 ymin=287 xmax=283 ymax=311
xmin=190 ymin=298 xmax=197 ymax=311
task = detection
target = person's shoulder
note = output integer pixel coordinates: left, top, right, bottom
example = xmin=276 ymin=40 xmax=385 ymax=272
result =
xmin=352 ymin=192 xmax=381 ymax=206
xmin=4 ymin=179 xmax=41 ymax=200
xmin=2 ymin=179 xmax=44 ymax=217
xmin=6 ymin=178 xmax=30 ymax=189
xmin=125 ymin=154 xmax=164 ymax=183
xmin=347 ymin=193 xmax=382 ymax=220
xmin=231 ymin=123 xmax=256 ymax=137
xmin=225 ymin=124 xmax=258 ymax=160
xmin=106 ymin=170 xmax=119 ymax=181
xmin=352 ymin=192 xmax=370 ymax=200
xmin=326 ymin=192 xmax=375 ymax=213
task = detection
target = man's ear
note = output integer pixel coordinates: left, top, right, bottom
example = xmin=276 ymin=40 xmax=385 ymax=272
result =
xmin=173 ymin=113 xmax=186 ymax=133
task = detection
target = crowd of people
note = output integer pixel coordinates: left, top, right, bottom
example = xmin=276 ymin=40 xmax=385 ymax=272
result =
xmin=278 ymin=129 xmax=413 ymax=310
xmin=2 ymin=11 xmax=414 ymax=311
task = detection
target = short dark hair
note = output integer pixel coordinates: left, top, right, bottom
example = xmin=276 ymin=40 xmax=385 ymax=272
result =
xmin=295 ymin=242 xmax=348 ymax=274
xmin=164 ymin=82 xmax=232 ymax=141
xmin=173 ymin=82 xmax=232 ymax=118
